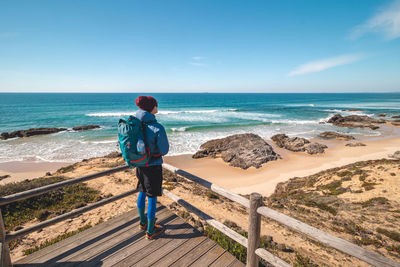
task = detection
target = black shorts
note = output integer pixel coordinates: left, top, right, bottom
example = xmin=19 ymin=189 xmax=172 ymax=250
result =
xmin=136 ymin=165 xmax=163 ymax=197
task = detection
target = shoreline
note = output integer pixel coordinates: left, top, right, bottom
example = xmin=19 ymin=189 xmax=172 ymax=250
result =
xmin=1 ymin=124 xmax=400 ymax=195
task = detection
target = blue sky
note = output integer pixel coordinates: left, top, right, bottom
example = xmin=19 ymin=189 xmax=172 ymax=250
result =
xmin=1 ymin=0 xmax=400 ymax=92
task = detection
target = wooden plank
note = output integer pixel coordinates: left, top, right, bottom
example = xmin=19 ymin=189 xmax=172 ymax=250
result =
xmin=6 ymin=188 xmax=138 ymax=242
xmin=151 ymin=236 xmax=208 ymax=267
xmin=95 ymin=216 xmax=184 ymax=267
xmin=209 ymin=251 xmax=237 ymax=267
xmin=257 ymin=207 xmax=400 ymax=267
xmin=15 ymin=208 xmax=145 ymax=264
xmin=162 ymin=164 xmax=250 ymax=208
xmin=27 ymin=207 xmax=170 ymax=266
xmin=128 ymin=219 xmax=201 ymax=266
xmin=255 ymin=248 xmax=292 ymax=267
xmin=59 ymin=208 xmax=175 ymax=267
xmin=169 ymin=238 xmax=217 ymax=267
xmin=189 ymin=242 xmax=226 ymax=267
xmin=115 ymin=218 xmax=197 ymax=266
xmin=230 ymin=259 xmax=247 ymax=267
xmin=163 ymin=189 xmax=248 ymax=247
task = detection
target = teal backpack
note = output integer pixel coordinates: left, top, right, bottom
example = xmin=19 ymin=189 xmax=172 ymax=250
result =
xmin=118 ymin=116 xmax=153 ymax=167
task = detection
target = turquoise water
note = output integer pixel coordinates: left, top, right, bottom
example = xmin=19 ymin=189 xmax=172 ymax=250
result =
xmin=1 ymin=93 xmax=400 ymax=163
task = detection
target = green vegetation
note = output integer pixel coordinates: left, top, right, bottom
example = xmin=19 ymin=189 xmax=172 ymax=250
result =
xmin=361 ymin=181 xmax=377 ymax=191
xmin=294 ymin=252 xmax=319 ymax=267
xmin=23 ymin=224 xmax=92 ymax=255
xmin=206 ymin=190 xmax=220 ymax=200
xmin=319 ymin=180 xmax=347 ymax=195
xmin=57 ymin=164 xmax=76 ymax=173
xmin=0 ymin=176 xmax=102 ymax=231
xmin=377 ymin=228 xmax=400 ymax=242
xmin=305 ymin=200 xmax=337 ymax=215
xmin=361 ymin=197 xmax=389 ymax=208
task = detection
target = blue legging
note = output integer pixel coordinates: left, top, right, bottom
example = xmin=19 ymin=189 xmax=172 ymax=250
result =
xmin=137 ymin=191 xmax=157 ymax=220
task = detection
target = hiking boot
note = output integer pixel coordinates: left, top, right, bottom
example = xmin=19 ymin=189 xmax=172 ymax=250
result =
xmin=139 ymin=222 xmax=147 ymax=231
xmin=145 ymin=224 xmax=165 ymax=240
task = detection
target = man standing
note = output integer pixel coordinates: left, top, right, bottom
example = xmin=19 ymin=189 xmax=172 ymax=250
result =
xmin=134 ymin=95 xmax=169 ymax=239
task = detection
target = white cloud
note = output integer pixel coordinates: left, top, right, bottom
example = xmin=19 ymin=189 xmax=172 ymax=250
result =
xmin=189 ymin=62 xmax=206 ymax=66
xmin=192 ymin=56 xmax=204 ymax=60
xmin=350 ymin=0 xmax=400 ymax=40
xmin=288 ymin=54 xmax=365 ymax=76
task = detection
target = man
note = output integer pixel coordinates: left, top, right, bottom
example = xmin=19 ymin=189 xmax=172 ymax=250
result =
xmin=134 ymin=95 xmax=169 ymax=240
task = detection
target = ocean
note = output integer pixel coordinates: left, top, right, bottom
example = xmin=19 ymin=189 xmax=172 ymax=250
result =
xmin=1 ymin=93 xmax=400 ymax=163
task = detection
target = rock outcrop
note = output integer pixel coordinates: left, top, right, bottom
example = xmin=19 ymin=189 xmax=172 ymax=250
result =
xmin=192 ymin=133 xmax=281 ymax=169
xmin=345 ymin=142 xmax=366 ymax=147
xmin=271 ymin=134 xmax=327 ymax=154
xmin=0 ymin=128 xmax=67 ymax=140
xmin=72 ymin=125 xmax=100 ymax=131
xmin=318 ymin=131 xmax=355 ymax=141
xmin=378 ymin=114 xmax=386 ymax=117
xmin=327 ymin=114 xmax=385 ymax=130
xmin=389 ymin=151 xmax=400 ymax=159
xmin=392 ymin=115 xmax=400 ymax=118
xmin=342 ymin=109 xmax=363 ymax=112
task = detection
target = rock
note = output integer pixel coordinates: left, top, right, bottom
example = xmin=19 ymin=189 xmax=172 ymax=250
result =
xmin=104 ymin=152 xmax=122 ymax=158
xmin=319 ymin=131 xmax=355 ymax=141
xmin=0 ymin=128 xmax=67 ymax=140
xmin=389 ymin=151 xmax=400 ymax=160
xmin=0 ymin=175 xmax=10 ymax=180
xmin=327 ymin=114 xmax=385 ymax=130
xmin=305 ymin=143 xmax=328 ymax=154
xmin=192 ymin=133 xmax=281 ymax=169
xmin=271 ymin=134 xmax=327 ymax=154
xmin=392 ymin=115 xmax=400 ymax=118
xmin=378 ymin=114 xmax=386 ymax=117
xmin=72 ymin=125 xmax=100 ymax=131
xmin=45 ymin=172 xmax=51 ymax=176
xmin=392 ymin=122 xmax=400 ymax=126
xmin=345 ymin=142 xmax=366 ymax=147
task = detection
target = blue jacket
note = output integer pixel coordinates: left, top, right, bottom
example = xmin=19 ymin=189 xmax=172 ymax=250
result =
xmin=135 ymin=109 xmax=169 ymax=166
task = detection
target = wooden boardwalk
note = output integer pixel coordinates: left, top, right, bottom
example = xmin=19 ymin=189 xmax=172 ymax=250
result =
xmin=14 ymin=206 xmax=244 ymax=267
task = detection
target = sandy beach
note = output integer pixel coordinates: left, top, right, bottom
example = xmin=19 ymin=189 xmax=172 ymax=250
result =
xmin=164 ymin=125 xmax=400 ymax=196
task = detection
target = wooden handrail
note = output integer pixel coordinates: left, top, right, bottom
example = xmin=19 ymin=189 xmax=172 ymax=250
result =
xmin=0 ymin=165 xmax=129 ymax=206
xmin=163 ymin=163 xmax=400 ymax=267
xmin=0 ymin=163 xmax=399 ymax=267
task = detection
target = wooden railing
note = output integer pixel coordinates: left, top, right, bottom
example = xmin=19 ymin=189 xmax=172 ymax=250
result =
xmin=0 ymin=163 xmax=399 ymax=267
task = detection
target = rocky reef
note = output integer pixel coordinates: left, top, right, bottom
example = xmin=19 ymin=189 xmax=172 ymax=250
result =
xmin=327 ymin=114 xmax=385 ymax=130
xmin=192 ymin=133 xmax=281 ymax=169
xmin=1 ymin=125 xmax=101 ymax=140
xmin=271 ymin=134 xmax=327 ymax=154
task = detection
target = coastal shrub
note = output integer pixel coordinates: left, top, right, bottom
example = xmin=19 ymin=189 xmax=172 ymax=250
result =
xmin=206 ymin=190 xmax=220 ymax=200
xmin=361 ymin=197 xmax=389 ymax=208
xmin=319 ymin=180 xmax=346 ymax=195
xmin=22 ymin=224 xmax=92 ymax=255
xmin=205 ymin=225 xmax=247 ymax=263
xmin=57 ymin=164 xmax=75 ymax=173
xmin=337 ymin=170 xmax=352 ymax=177
xmin=376 ymin=228 xmax=400 ymax=242
xmin=361 ymin=181 xmax=377 ymax=191
xmin=0 ymin=177 xmax=101 ymax=231
xmin=294 ymin=252 xmax=318 ymax=267
xmin=304 ymin=200 xmax=337 ymax=215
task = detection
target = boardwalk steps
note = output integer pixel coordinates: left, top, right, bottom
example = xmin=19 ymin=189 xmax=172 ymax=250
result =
xmin=14 ymin=205 xmax=244 ymax=266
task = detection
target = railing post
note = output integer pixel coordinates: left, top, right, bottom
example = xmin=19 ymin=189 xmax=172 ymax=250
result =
xmin=0 ymin=210 xmax=12 ymax=267
xmin=247 ymin=192 xmax=262 ymax=267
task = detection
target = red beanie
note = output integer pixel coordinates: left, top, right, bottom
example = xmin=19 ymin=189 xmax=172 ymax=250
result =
xmin=135 ymin=96 xmax=158 ymax=112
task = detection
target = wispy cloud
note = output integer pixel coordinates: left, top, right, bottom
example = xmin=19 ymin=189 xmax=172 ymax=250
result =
xmin=188 ymin=62 xmax=206 ymax=66
xmin=189 ymin=56 xmax=206 ymax=66
xmin=349 ymin=0 xmax=400 ymax=40
xmin=288 ymin=54 xmax=365 ymax=76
